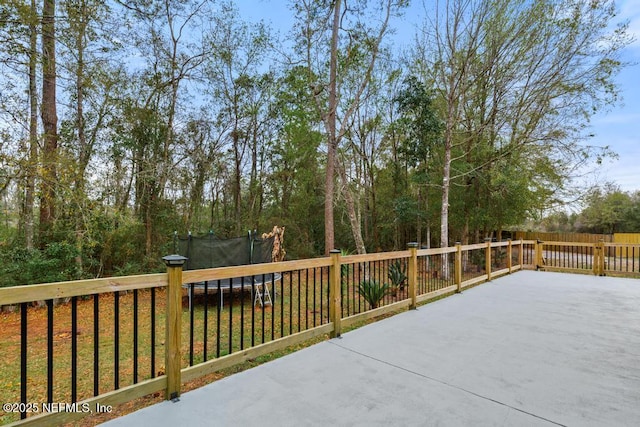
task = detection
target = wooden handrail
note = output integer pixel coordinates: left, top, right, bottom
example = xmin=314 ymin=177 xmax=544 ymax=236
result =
xmin=0 ymin=273 xmax=168 ymax=306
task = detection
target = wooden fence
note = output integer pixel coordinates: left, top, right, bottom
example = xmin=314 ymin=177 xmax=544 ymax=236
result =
xmin=513 ymin=231 xmax=613 ymax=243
xmin=1 ymin=238 xmax=639 ymax=425
xmin=614 ymin=234 xmax=640 ymax=258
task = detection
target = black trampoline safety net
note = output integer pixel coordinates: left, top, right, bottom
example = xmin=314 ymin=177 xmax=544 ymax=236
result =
xmin=173 ymin=231 xmax=275 ymax=271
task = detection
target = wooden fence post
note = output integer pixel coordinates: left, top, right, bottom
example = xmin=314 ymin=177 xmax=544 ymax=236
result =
xmin=455 ymin=242 xmax=462 ymax=293
xmin=408 ymin=243 xmax=418 ymax=309
xmin=507 ymin=239 xmax=513 ymax=273
xmin=329 ymin=249 xmax=342 ymax=338
xmin=535 ymin=240 xmax=544 ymax=270
xmin=162 ymin=254 xmax=187 ymax=401
xmin=485 ymin=238 xmax=492 ymax=281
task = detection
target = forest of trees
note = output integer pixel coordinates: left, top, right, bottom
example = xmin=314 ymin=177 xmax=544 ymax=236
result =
xmin=534 ymin=185 xmax=640 ymax=235
xmin=0 ymin=0 xmax=632 ymax=286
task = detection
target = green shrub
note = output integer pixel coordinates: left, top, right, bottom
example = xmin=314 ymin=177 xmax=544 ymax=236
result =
xmin=388 ymin=260 xmax=407 ymax=291
xmin=0 ymin=241 xmax=80 ymax=287
xmin=357 ymin=280 xmax=391 ymax=310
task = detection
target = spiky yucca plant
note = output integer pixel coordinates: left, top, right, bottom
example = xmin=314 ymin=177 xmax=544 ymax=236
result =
xmin=388 ymin=260 xmax=407 ymax=291
xmin=357 ymin=280 xmax=391 ymax=310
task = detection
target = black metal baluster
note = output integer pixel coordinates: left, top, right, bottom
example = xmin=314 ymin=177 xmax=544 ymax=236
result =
xmin=380 ymin=260 xmax=385 ymax=306
xmin=426 ymin=256 xmax=429 ymax=292
xmin=240 ymin=277 xmax=245 ymax=350
xmin=344 ymin=263 xmax=349 ymax=317
xmin=351 ymin=262 xmax=356 ymax=313
xmin=271 ymin=275 xmax=275 ymax=341
xmin=71 ymin=296 xmax=78 ymax=401
xmin=20 ymin=303 xmax=27 ymax=420
xmin=94 ymin=294 xmax=100 ymax=394
xmin=326 ymin=267 xmax=331 ymax=322
xmin=427 ymin=256 xmax=431 ymax=292
xmin=203 ymin=281 xmax=208 ymax=362
xmin=358 ymin=261 xmax=363 ymax=313
xmin=114 ymin=291 xmax=119 ymax=390
xmin=151 ymin=288 xmax=156 ymax=378
xmin=305 ymin=269 xmax=309 ymax=330
xmin=133 ymin=290 xmax=138 ymax=383
xmin=280 ymin=273 xmax=285 ymax=337
xmin=420 ymin=256 xmax=424 ymax=293
xmin=356 ymin=262 xmax=360 ymax=313
xmin=189 ymin=284 xmax=194 ymax=366
xmin=297 ymin=270 xmax=301 ymax=332
xmin=368 ymin=260 xmax=374 ymax=307
xmin=380 ymin=260 xmax=385 ymax=304
xmin=320 ymin=268 xmax=324 ymax=324
xmin=289 ymin=271 xmax=293 ymax=336
xmin=216 ymin=280 xmax=221 ymax=358
xmin=47 ymin=299 xmax=53 ymax=403
xmin=228 ymin=279 xmax=233 ymax=355
xmin=261 ymin=274 xmax=266 ymax=344
xmin=386 ymin=259 xmax=391 ymax=303
xmin=251 ymin=278 xmax=256 ymax=347
xmin=313 ymin=268 xmax=317 ymax=327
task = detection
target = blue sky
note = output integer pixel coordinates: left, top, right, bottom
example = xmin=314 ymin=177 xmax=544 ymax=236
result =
xmin=237 ymin=0 xmax=639 ymax=193
xmin=588 ymin=0 xmax=640 ymax=193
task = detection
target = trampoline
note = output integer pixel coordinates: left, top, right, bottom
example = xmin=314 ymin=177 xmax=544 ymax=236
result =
xmin=184 ymin=272 xmax=281 ymax=309
xmin=175 ymin=231 xmax=282 ymax=309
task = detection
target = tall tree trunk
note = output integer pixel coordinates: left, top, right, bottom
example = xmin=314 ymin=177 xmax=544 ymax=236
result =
xmin=233 ymin=129 xmax=242 ymax=235
xmin=188 ymin=162 xmax=207 ymax=230
xmin=74 ymin=0 xmax=88 ymax=274
xmin=24 ymin=0 xmax=38 ymax=250
xmin=424 ymin=187 xmax=430 ymax=248
xmin=324 ymin=0 xmax=341 ymax=255
xmin=338 ymin=161 xmax=366 ymax=254
xmin=39 ymin=0 xmax=58 ymax=245
xmin=368 ymin=172 xmax=379 ymax=250
xmin=249 ymin=122 xmax=259 ymax=227
xmin=145 ymin=193 xmax=154 ymax=258
xmin=440 ymin=139 xmax=451 ymax=248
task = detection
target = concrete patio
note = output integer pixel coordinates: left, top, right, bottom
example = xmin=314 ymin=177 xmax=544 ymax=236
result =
xmin=103 ymin=270 xmax=640 ymax=426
